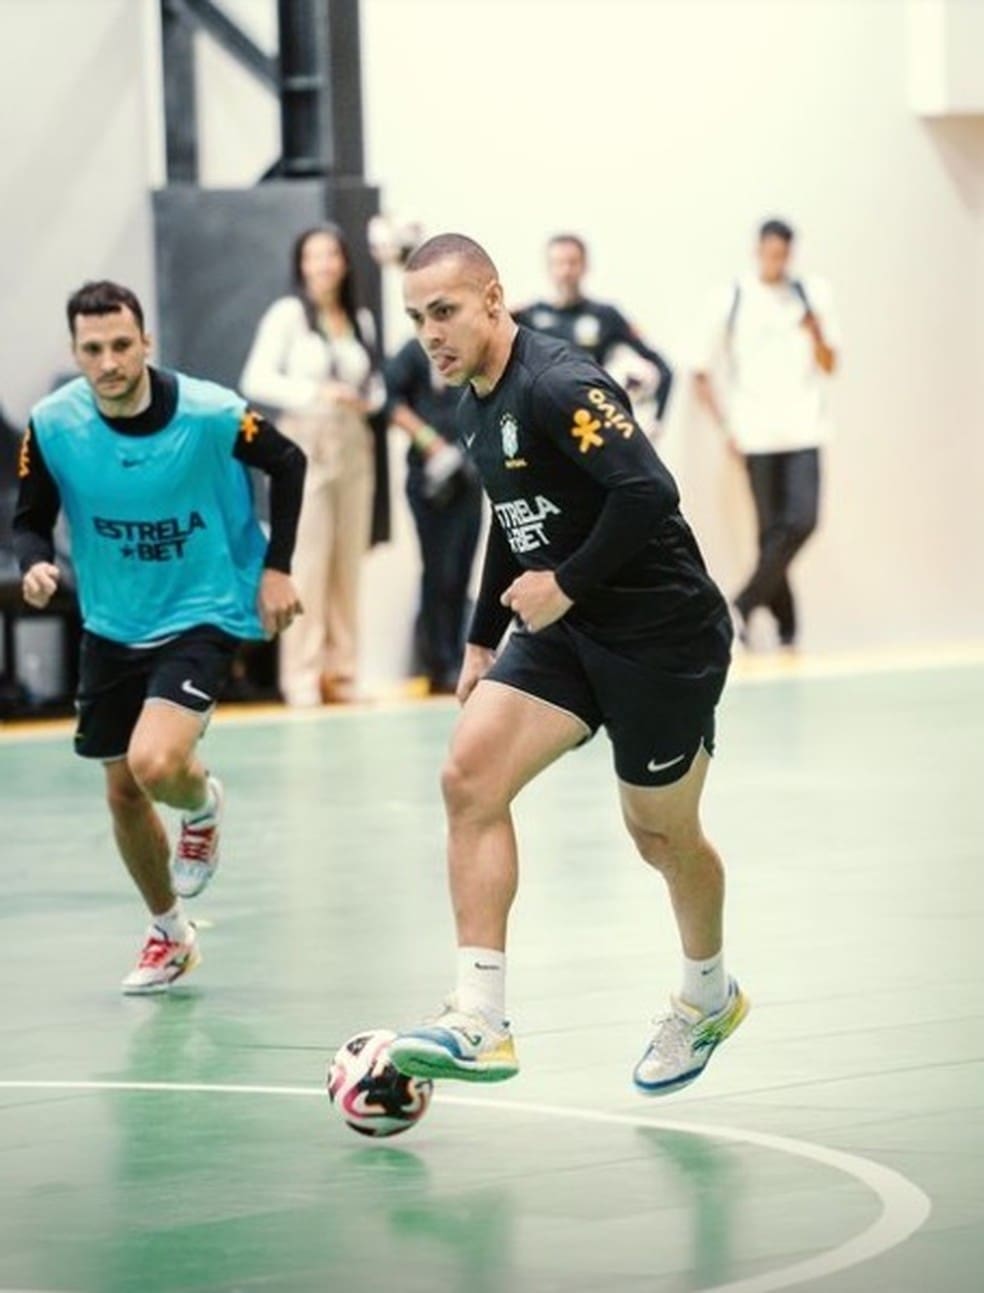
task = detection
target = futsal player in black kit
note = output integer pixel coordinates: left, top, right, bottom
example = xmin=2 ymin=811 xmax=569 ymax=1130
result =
xmin=515 ymin=233 xmax=673 ymax=423
xmin=389 ymin=235 xmax=748 ymax=1094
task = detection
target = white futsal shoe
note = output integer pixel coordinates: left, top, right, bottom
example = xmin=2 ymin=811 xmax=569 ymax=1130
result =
xmin=171 ymin=776 xmax=224 ymax=899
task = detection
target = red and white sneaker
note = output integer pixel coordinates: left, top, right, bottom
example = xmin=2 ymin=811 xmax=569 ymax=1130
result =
xmin=121 ymin=922 xmax=201 ymax=995
xmin=171 ymin=776 xmax=224 ymax=899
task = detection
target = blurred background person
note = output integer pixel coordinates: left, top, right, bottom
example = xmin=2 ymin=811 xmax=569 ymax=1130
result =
xmin=386 ymin=339 xmax=482 ymax=695
xmin=515 ymin=233 xmax=674 ymax=434
xmin=692 ymin=218 xmax=840 ymax=650
xmin=242 ymin=224 xmax=386 ymax=705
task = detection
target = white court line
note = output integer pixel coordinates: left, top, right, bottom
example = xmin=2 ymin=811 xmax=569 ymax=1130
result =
xmin=0 ymin=1078 xmax=931 ymax=1293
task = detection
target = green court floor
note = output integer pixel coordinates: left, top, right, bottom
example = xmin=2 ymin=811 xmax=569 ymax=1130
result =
xmin=1 ymin=659 xmax=982 ymax=1292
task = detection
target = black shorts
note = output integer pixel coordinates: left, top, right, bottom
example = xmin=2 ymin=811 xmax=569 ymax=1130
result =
xmin=486 ymin=617 xmax=731 ymax=787
xmin=74 ymin=625 xmax=240 ymax=761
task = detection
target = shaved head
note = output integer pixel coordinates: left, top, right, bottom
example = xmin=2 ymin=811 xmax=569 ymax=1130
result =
xmin=404 ymin=233 xmax=499 ymax=284
xmin=403 ymin=233 xmax=515 ymax=394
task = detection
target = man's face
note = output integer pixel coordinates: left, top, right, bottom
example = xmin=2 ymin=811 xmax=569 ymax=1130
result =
xmin=72 ymin=308 xmax=149 ymax=402
xmin=547 ymin=240 xmax=586 ymax=301
xmin=757 ymin=234 xmax=792 ymax=284
xmin=404 ymin=257 xmax=501 ymax=386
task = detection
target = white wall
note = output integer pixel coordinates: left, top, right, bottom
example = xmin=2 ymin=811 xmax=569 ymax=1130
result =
xmin=1 ymin=0 xmax=982 ymax=669
xmin=362 ymin=0 xmax=984 ymax=653
xmin=0 ymin=0 xmax=156 ymax=422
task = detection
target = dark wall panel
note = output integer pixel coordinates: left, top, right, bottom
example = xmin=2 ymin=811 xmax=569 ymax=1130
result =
xmin=152 ymin=179 xmax=381 ymax=392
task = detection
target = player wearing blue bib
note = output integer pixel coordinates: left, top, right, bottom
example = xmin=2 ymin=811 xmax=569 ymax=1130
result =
xmin=14 ymin=281 xmax=306 ymax=993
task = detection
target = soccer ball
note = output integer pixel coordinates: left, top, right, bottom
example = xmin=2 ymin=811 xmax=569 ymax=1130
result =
xmin=327 ymin=1029 xmax=433 ymax=1138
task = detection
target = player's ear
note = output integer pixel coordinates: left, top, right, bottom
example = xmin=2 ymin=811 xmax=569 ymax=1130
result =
xmin=485 ymin=277 xmax=505 ymax=317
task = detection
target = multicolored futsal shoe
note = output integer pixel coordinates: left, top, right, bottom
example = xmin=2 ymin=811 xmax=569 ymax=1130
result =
xmin=121 ymin=922 xmax=201 ymax=995
xmin=388 ymin=996 xmax=519 ymax=1083
xmin=633 ymin=977 xmax=749 ymax=1095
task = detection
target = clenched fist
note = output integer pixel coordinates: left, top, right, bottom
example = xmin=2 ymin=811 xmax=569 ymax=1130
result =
xmin=22 ymin=562 xmax=60 ymax=610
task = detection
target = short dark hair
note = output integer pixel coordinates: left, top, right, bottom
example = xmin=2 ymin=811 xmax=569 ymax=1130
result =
xmin=67 ymin=281 xmax=146 ymax=336
xmin=548 ymin=233 xmax=588 ymax=259
xmin=759 ymin=218 xmax=795 ymax=244
xmin=404 ymin=233 xmax=499 ymax=280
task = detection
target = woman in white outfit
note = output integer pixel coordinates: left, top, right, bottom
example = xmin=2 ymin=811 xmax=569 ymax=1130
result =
xmin=242 ymin=224 xmax=384 ymax=706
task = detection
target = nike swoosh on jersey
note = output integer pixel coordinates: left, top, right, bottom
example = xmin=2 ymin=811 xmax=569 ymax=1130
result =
xmin=646 ymin=753 xmax=686 ymax=773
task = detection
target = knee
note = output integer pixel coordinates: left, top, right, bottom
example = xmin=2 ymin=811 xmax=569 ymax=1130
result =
xmin=106 ymin=770 xmax=148 ymax=821
xmin=625 ymin=817 xmax=702 ymax=876
xmin=441 ymin=750 xmax=508 ymax=823
xmin=127 ymin=746 xmax=187 ymax=799
xmin=626 ymin=819 xmax=675 ymax=872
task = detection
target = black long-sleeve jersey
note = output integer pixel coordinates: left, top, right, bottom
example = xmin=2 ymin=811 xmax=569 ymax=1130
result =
xmin=14 ymin=367 xmax=306 ymax=576
xmin=513 ymin=297 xmax=673 ymax=419
xmin=463 ymin=327 xmax=725 ymax=651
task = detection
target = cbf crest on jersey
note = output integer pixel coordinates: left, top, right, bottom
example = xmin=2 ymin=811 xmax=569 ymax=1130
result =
xmin=574 ymin=314 xmax=602 ymax=348
xmin=500 ymin=412 xmax=519 ymax=459
xmin=500 ymin=412 xmax=527 ymax=469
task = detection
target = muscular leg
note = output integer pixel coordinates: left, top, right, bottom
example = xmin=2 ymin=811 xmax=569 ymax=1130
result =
xmin=104 ymin=757 xmax=174 ymax=917
xmin=619 ymin=747 xmax=724 ymax=964
xmin=126 ymin=702 xmax=210 ymax=814
xmin=390 ymin=679 xmax=589 ymax=1080
xmin=623 ymin=748 xmax=748 ymax=1092
xmin=442 ymin=680 xmax=589 ymax=950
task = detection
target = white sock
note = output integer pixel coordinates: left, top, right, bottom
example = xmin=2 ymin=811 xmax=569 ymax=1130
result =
xmin=151 ymin=901 xmax=190 ymax=944
xmin=456 ymin=946 xmax=507 ymax=1030
xmin=680 ymin=951 xmax=728 ymax=1015
xmin=184 ymin=776 xmax=216 ymax=822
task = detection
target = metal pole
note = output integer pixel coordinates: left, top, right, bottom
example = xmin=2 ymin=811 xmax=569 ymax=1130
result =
xmin=277 ymin=0 xmax=366 ymax=180
xmin=160 ymin=0 xmax=199 ymax=183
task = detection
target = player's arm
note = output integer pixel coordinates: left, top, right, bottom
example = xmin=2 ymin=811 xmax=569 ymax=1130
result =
xmin=607 ymin=307 xmax=674 ymax=419
xmin=12 ymin=424 xmax=62 ymax=608
xmin=469 ymin=520 xmax=522 ymax=650
xmin=533 ymin=366 xmax=679 ymax=602
xmin=459 ymin=522 xmax=522 ymax=704
xmin=798 ymin=296 xmax=838 ymax=374
xmin=389 ymin=400 xmax=466 ymax=503
xmin=692 ymin=370 xmax=732 ymax=433
xmin=232 ymin=410 xmax=307 ymax=634
xmin=804 ymin=321 xmax=836 ymax=374
xmin=385 ymin=345 xmax=457 ymax=463
xmin=692 ymin=288 xmax=740 ymax=454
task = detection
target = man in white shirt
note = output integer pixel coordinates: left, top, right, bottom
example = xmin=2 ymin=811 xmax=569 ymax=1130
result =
xmin=693 ymin=219 xmax=840 ymax=647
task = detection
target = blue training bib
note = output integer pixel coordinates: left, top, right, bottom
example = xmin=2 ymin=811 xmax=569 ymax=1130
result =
xmin=31 ymin=374 xmax=267 ymax=644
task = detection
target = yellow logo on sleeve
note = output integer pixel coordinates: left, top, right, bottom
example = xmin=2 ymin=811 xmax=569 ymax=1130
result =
xmin=570 ymin=409 xmax=604 ymax=454
xmin=17 ymin=426 xmax=32 ymax=478
xmin=569 ymin=390 xmax=637 ymax=454
xmin=587 ymin=388 xmax=636 ymax=439
xmin=239 ymin=409 xmax=261 ymax=443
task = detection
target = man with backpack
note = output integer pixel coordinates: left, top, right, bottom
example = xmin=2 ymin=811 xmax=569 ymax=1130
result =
xmin=693 ymin=219 xmax=840 ymax=649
